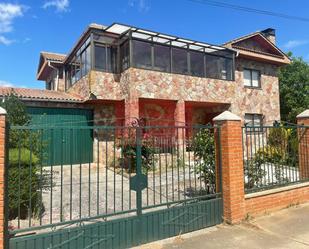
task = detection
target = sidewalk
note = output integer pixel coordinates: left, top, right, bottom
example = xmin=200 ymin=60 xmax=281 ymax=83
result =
xmin=135 ymin=203 xmax=309 ymax=249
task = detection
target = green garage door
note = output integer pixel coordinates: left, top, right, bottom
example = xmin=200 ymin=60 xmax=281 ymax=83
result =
xmin=27 ymin=107 xmax=94 ymax=165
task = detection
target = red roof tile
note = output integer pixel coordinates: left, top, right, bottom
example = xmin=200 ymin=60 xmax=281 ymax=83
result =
xmin=0 ymin=87 xmax=84 ymax=103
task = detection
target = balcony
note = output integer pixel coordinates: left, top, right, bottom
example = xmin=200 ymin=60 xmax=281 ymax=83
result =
xmin=65 ymin=23 xmax=236 ymax=89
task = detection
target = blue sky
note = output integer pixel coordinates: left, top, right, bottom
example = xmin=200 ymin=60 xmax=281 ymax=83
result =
xmin=0 ymin=0 xmax=309 ymax=89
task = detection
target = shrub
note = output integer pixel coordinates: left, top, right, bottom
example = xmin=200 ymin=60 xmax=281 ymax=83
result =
xmin=191 ymin=129 xmax=216 ymax=193
xmin=244 ymin=158 xmax=266 ymax=189
xmin=119 ymin=134 xmax=156 ymax=173
xmin=8 ymin=148 xmax=51 ymax=220
xmin=245 ymin=126 xmax=299 ymax=187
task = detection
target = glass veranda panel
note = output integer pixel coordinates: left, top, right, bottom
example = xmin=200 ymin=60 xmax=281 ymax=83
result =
xmin=190 ymin=51 xmax=205 ymax=77
xmin=206 ymin=55 xmax=232 ymax=80
xmin=121 ymin=41 xmax=130 ymax=71
xmin=94 ymin=45 xmax=107 ymax=70
xmin=153 ymin=44 xmax=170 ymax=72
xmin=132 ymin=40 xmax=152 ymax=69
xmin=172 ymin=47 xmax=188 ymax=74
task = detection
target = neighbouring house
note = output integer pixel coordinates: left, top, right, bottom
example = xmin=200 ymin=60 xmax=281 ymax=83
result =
xmin=0 ymin=23 xmax=290 ymax=163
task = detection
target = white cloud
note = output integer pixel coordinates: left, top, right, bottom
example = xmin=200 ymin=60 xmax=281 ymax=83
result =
xmin=43 ymin=0 xmax=70 ymax=12
xmin=0 ymin=80 xmax=14 ymax=87
xmin=0 ymin=35 xmax=13 ymax=45
xmin=0 ymin=3 xmax=26 ymax=46
xmin=128 ymin=0 xmax=151 ymax=13
xmin=283 ymin=40 xmax=309 ymax=49
xmin=0 ymin=3 xmax=25 ymax=33
xmin=0 ymin=80 xmax=26 ymax=88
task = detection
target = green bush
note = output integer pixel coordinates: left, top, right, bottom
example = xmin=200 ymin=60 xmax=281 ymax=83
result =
xmin=120 ymin=136 xmax=156 ymax=173
xmin=8 ymin=148 xmax=47 ymax=220
xmin=1 ymin=95 xmax=51 ymax=220
xmin=244 ymin=158 xmax=266 ymax=189
xmin=245 ymin=126 xmax=299 ymax=188
xmin=191 ymin=129 xmax=216 ymax=192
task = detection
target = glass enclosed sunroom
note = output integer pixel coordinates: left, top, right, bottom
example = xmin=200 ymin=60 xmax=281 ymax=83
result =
xmin=65 ymin=23 xmax=236 ymax=89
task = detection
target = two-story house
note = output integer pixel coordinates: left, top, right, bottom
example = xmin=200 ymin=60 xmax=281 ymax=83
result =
xmin=34 ymin=23 xmax=290 ymax=127
xmin=0 ymin=22 xmax=290 ymax=164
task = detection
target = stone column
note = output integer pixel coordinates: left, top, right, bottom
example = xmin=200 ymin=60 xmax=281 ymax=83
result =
xmin=0 ymin=107 xmax=7 ymax=249
xmin=125 ymin=98 xmax=139 ymax=126
xmin=213 ymin=111 xmax=245 ymax=224
xmin=174 ymin=100 xmax=186 ymax=160
xmin=297 ymin=110 xmax=309 ymax=180
xmin=174 ymin=100 xmax=186 ymax=126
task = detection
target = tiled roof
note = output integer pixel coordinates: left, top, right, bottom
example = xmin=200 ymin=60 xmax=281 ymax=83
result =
xmin=0 ymin=87 xmax=84 ymax=103
xmin=41 ymin=52 xmax=66 ymax=62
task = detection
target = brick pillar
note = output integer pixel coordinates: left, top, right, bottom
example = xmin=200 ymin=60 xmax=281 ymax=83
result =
xmin=0 ymin=108 xmax=7 ymax=249
xmin=213 ymin=111 xmax=245 ymax=224
xmin=297 ymin=110 xmax=309 ymax=180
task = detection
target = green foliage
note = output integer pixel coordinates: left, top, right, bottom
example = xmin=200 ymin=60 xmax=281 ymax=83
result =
xmin=245 ymin=126 xmax=299 ymax=189
xmin=1 ymin=95 xmax=50 ymax=220
xmin=120 ymin=135 xmax=156 ymax=173
xmin=244 ymin=158 xmax=266 ymax=189
xmin=8 ymin=148 xmax=50 ymax=220
xmin=191 ymin=129 xmax=216 ymax=191
xmin=0 ymin=94 xmax=30 ymax=126
xmin=0 ymin=94 xmax=42 ymax=156
xmin=9 ymin=148 xmax=39 ymax=166
xmin=279 ymin=53 xmax=309 ymax=123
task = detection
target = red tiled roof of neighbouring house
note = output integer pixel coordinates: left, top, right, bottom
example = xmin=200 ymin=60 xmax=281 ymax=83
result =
xmin=0 ymin=87 xmax=84 ymax=103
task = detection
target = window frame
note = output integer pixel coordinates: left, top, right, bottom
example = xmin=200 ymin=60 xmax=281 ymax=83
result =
xmin=243 ymin=68 xmax=261 ymax=89
xmin=244 ymin=113 xmax=264 ymax=133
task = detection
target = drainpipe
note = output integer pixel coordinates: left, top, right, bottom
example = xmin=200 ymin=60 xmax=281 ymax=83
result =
xmin=48 ymin=61 xmax=59 ymax=91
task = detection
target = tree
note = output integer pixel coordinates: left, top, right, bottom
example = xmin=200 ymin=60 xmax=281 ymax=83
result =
xmin=0 ymin=94 xmax=50 ymax=220
xmin=278 ymin=52 xmax=309 ymax=123
xmin=0 ymin=94 xmax=32 ymax=150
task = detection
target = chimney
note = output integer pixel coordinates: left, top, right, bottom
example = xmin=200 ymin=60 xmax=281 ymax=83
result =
xmin=261 ymin=28 xmax=276 ymax=44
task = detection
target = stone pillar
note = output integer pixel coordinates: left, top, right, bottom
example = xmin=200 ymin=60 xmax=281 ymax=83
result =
xmin=297 ymin=110 xmax=309 ymax=180
xmin=125 ymin=98 xmax=139 ymax=126
xmin=213 ymin=111 xmax=245 ymax=224
xmin=0 ymin=107 xmax=7 ymax=249
xmin=174 ymin=100 xmax=186 ymax=126
xmin=174 ymin=100 xmax=186 ymax=158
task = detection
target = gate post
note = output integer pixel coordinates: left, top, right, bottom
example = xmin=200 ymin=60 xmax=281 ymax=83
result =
xmin=0 ymin=107 xmax=7 ymax=249
xmin=213 ymin=111 xmax=245 ymax=224
xmin=297 ymin=110 xmax=309 ymax=180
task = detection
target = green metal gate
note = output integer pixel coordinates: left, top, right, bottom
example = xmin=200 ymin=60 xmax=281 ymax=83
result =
xmin=27 ymin=107 xmax=93 ymax=165
xmin=6 ymin=124 xmax=222 ymax=249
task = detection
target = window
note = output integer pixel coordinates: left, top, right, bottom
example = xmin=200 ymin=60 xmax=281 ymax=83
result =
xmin=94 ymin=45 xmax=106 ymax=70
xmin=94 ymin=45 xmax=116 ymax=72
xmin=46 ymin=80 xmax=53 ymax=90
xmin=132 ymin=40 xmax=152 ymax=69
xmin=85 ymin=45 xmax=91 ymax=73
xmin=190 ymin=51 xmax=205 ymax=77
xmin=244 ymin=69 xmax=261 ymax=88
xmin=66 ymin=36 xmax=91 ymax=87
xmin=206 ymin=55 xmax=233 ymax=80
xmin=154 ymin=44 xmax=170 ymax=72
xmin=172 ymin=48 xmax=188 ymax=74
xmin=245 ymin=114 xmax=263 ymax=132
xmin=121 ymin=41 xmax=130 ymax=71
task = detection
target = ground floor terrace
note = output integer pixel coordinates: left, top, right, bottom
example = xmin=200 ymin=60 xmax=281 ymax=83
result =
xmin=92 ymin=98 xmax=230 ymax=127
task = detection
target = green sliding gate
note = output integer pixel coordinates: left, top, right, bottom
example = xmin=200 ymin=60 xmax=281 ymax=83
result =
xmin=6 ymin=124 xmax=223 ymax=249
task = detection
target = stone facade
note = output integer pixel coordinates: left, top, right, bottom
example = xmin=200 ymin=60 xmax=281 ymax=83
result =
xmin=67 ymin=56 xmax=280 ymax=125
xmin=67 ymin=74 xmax=90 ymax=99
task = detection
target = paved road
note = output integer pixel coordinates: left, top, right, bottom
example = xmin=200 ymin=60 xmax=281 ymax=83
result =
xmin=135 ymin=203 xmax=309 ymax=249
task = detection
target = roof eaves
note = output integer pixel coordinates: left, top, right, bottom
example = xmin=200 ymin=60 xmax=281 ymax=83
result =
xmin=224 ymin=32 xmax=291 ymax=63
